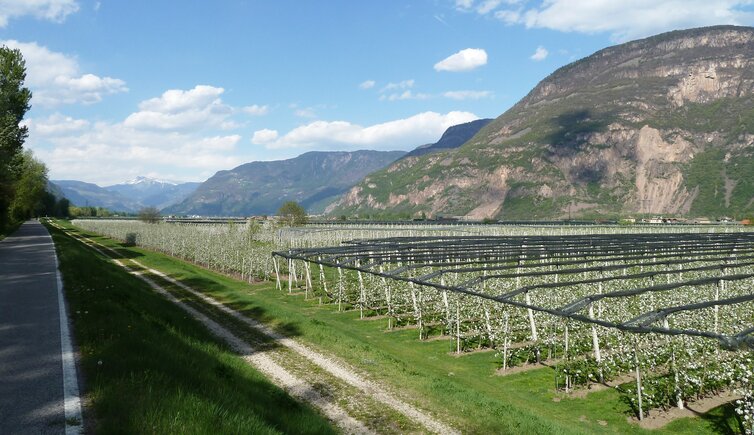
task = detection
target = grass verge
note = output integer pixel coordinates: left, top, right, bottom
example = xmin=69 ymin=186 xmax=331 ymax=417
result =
xmin=46 ymin=221 xmax=336 ymax=434
xmin=58 ymin=220 xmax=742 ymax=434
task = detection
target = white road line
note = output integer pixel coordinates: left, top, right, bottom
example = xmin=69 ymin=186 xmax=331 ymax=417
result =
xmin=48 ymin=227 xmax=84 ymax=435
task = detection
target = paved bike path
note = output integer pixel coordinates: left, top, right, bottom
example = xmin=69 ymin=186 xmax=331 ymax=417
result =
xmin=0 ymin=221 xmax=82 ymax=434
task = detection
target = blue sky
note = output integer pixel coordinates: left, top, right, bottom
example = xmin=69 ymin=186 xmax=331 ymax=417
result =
xmin=3 ymin=0 xmax=754 ymax=185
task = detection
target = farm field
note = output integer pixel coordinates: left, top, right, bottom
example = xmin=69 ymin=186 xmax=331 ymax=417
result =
xmin=65 ymin=218 xmax=754 ymax=433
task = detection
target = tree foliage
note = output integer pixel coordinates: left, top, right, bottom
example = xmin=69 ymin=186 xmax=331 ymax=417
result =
xmin=9 ymin=150 xmax=48 ymax=221
xmin=70 ymin=206 xmax=112 ymax=218
xmin=277 ymin=201 xmax=307 ymax=226
xmin=0 ymin=45 xmax=32 ymax=230
xmin=138 ymin=206 xmax=161 ymax=224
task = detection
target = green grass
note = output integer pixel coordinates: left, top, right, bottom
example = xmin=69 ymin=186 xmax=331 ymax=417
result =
xmin=56 ymin=220 xmax=745 ymax=434
xmin=46 ymin=221 xmax=336 ymax=434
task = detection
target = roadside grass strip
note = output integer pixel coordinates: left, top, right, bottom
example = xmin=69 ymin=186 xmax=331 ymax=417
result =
xmin=148 ymin=271 xmax=425 ymax=434
xmin=45 ymin=222 xmax=338 ymax=434
xmin=120 ymin=260 xmax=371 ymax=434
xmin=131 ymin=259 xmax=458 ymax=435
xmin=53 ymin=222 xmax=456 ymax=434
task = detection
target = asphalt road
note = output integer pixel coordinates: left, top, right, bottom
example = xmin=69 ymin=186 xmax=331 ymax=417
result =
xmin=0 ymin=221 xmax=75 ymax=434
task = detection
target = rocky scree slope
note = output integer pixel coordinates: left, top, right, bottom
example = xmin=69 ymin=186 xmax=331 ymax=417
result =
xmin=329 ymin=26 xmax=754 ymax=220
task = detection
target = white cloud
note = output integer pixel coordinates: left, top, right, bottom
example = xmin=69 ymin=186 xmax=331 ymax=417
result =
xmin=25 ymin=85 xmax=255 ymax=184
xmin=434 ymin=48 xmax=488 ymax=72
xmin=294 ymin=107 xmax=317 ymax=118
xmin=496 ymin=0 xmax=754 ymax=41
xmin=251 ymin=128 xmax=279 ymax=144
xmin=443 ymin=90 xmax=493 ymax=100
xmin=530 ymin=45 xmax=548 ymax=61
xmin=1 ymin=40 xmax=127 ymax=106
xmin=243 ymin=104 xmax=269 ymax=116
xmin=380 ymin=90 xmax=432 ymax=101
xmin=359 ymin=80 xmax=376 ymax=89
xmin=0 ymin=0 xmax=79 ymax=27
xmin=455 ymin=0 xmax=474 ymax=10
xmin=28 ymin=113 xmax=245 ymax=185
xmin=381 ymin=79 xmax=415 ymax=92
xmin=494 ymin=9 xmax=521 ymax=24
xmin=124 ymin=85 xmax=232 ymax=130
xmin=477 ymin=0 xmax=502 ymax=14
xmin=260 ymin=111 xmax=479 ymax=151
xmin=25 ymin=113 xmax=89 ymax=136
xmin=458 ymin=0 xmax=524 ymax=14
xmin=377 ymin=80 xmax=431 ymax=101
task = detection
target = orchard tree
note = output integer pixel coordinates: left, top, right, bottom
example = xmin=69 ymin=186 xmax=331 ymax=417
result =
xmin=278 ymin=201 xmax=307 ymax=226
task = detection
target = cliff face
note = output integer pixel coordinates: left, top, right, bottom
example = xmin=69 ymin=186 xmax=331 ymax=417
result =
xmin=329 ymin=26 xmax=754 ymax=219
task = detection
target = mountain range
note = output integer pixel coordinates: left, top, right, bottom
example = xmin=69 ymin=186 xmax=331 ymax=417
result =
xmin=328 ymin=25 xmax=754 ymax=219
xmin=52 ymin=26 xmax=754 ymax=220
xmin=51 ymin=177 xmax=200 ymax=213
xmin=164 ymin=150 xmax=406 ymax=216
xmin=52 ymin=116 xmax=492 ymax=217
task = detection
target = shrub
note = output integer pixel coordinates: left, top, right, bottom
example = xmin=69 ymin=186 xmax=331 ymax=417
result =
xmin=124 ymin=232 xmax=137 ymax=246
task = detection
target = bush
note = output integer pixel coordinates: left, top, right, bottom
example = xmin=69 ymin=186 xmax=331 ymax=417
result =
xmin=124 ymin=233 xmax=137 ymax=247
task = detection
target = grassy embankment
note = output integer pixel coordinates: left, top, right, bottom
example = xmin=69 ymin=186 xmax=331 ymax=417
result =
xmin=55 ymin=220 xmax=742 ymax=434
xmin=46 ymin=221 xmax=336 ymax=434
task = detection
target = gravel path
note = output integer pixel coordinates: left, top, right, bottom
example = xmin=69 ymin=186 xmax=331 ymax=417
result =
xmin=63 ymin=224 xmax=458 ymax=434
xmin=134 ymin=260 xmax=458 ymax=435
xmin=57 ymin=226 xmax=368 ymax=434
xmin=121 ymin=262 xmax=372 ymax=434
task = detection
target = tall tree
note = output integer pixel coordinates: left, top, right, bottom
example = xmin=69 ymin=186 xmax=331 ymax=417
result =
xmin=9 ymin=150 xmax=48 ymax=221
xmin=0 ymin=46 xmax=32 ymax=230
xmin=138 ymin=206 xmax=161 ymax=223
xmin=278 ymin=201 xmax=308 ymax=226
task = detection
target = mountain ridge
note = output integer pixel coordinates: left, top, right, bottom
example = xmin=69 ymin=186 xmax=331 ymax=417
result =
xmin=165 ymin=150 xmax=405 ymax=216
xmin=401 ymin=118 xmax=493 ymax=159
xmin=329 ymin=25 xmax=754 ymax=220
xmin=52 ymin=176 xmax=200 ymax=212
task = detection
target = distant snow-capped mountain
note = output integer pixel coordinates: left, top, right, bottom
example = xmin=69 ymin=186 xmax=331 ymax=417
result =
xmin=51 ymin=176 xmax=201 ymax=212
xmin=121 ymin=176 xmax=180 ymax=186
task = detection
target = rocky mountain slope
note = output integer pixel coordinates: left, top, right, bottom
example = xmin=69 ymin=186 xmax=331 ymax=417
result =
xmin=402 ymin=118 xmax=492 ymax=158
xmin=329 ymin=26 xmax=754 ymax=219
xmin=165 ymin=150 xmax=405 ymax=216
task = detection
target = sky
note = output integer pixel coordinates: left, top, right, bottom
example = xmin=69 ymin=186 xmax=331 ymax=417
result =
xmin=3 ymin=0 xmax=754 ymax=185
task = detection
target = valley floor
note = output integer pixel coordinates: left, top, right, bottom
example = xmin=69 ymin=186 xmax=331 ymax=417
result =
xmin=50 ymin=220 xmax=744 ymax=434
